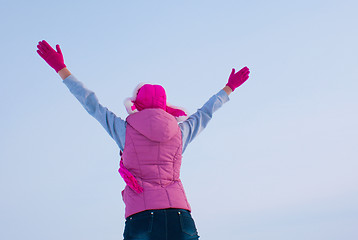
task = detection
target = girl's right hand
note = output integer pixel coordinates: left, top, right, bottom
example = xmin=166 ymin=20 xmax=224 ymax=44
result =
xmin=226 ymin=67 xmax=250 ymax=92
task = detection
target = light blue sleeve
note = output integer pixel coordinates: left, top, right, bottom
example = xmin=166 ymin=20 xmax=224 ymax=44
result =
xmin=179 ymin=89 xmax=230 ymax=153
xmin=63 ymin=75 xmax=126 ymax=151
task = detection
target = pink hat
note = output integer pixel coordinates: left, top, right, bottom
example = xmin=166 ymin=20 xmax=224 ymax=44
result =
xmin=124 ymin=83 xmax=189 ymax=122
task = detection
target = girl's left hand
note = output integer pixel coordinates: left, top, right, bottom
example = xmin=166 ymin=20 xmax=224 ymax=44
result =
xmin=37 ymin=40 xmax=66 ymax=73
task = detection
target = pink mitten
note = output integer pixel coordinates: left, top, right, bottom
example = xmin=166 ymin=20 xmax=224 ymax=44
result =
xmin=226 ymin=66 xmax=250 ymax=91
xmin=118 ymin=159 xmax=144 ymax=193
xmin=118 ymin=151 xmax=143 ymax=193
xmin=37 ymin=40 xmax=66 ymax=72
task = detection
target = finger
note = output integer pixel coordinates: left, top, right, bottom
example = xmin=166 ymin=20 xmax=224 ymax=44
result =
xmin=37 ymin=44 xmax=47 ymax=54
xmin=243 ymin=72 xmax=250 ymax=80
xmin=239 ymin=66 xmax=248 ymax=72
xmin=37 ymin=50 xmax=45 ymax=59
xmin=242 ymin=72 xmax=250 ymax=79
xmin=237 ymin=68 xmax=247 ymax=77
xmin=240 ymin=67 xmax=249 ymax=75
xmin=242 ymin=69 xmax=250 ymax=75
xmin=56 ymin=44 xmax=62 ymax=55
xmin=237 ymin=68 xmax=245 ymax=75
xmin=38 ymin=42 xmax=50 ymax=54
xmin=230 ymin=68 xmax=235 ymax=75
xmin=40 ymin=40 xmax=54 ymax=52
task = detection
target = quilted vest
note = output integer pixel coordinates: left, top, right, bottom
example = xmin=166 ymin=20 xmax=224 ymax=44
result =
xmin=121 ymin=108 xmax=191 ymax=218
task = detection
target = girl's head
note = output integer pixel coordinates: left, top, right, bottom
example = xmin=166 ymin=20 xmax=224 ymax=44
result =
xmin=134 ymin=84 xmax=167 ymax=111
xmin=124 ymin=83 xmax=188 ymax=121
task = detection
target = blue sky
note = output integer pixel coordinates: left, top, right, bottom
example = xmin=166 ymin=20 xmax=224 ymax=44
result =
xmin=1 ymin=0 xmax=357 ymax=239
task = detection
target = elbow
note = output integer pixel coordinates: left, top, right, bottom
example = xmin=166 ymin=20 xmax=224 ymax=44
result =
xmin=84 ymin=92 xmax=98 ymax=114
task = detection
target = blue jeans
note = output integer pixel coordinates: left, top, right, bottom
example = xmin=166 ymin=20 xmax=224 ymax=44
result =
xmin=123 ymin=208 xmax=200 ymax=240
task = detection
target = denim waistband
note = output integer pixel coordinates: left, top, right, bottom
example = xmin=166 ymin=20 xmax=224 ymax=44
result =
xmin=126 ymin=208 xmax=190 ymax=221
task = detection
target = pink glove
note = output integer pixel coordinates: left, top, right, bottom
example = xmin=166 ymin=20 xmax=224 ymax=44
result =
xmin=226 ymin=66 xmax=250 ymax=91
xmin=118 ymin=151 xmax=143 ymax=194
xmin=37 ymin=40 xmax=66 ymax=73
xmin=118 ymin=159 xmax=144 ymax=193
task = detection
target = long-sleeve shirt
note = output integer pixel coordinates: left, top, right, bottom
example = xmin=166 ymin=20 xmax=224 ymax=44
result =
xmin=63 ymin=75 xmax=229 ymax=153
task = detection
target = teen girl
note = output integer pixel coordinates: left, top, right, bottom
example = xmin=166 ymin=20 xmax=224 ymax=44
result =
xmin=37 ymin=40 xmax=250 ymax=240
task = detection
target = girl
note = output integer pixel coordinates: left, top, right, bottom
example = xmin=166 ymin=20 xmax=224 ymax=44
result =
xmin=37 ymin=40 xmax=250 ymax=240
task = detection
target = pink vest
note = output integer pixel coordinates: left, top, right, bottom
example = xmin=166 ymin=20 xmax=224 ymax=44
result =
xmin=121 ymin=108 xmax=191 ymax=218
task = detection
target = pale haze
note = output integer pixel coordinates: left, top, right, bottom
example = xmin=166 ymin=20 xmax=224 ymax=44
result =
xmin=0 ymin=0 xmax=357 ymax=239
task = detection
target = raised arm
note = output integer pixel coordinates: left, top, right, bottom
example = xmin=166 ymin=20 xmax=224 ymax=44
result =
xmin=179 ymin=67 xmax=250 ymax=153
xmin=36 ymin=40 xmax=126 ymax=150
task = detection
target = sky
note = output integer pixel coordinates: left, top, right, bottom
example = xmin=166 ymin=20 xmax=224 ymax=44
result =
xmin=0 ymin=0 xmax=357 ymax=239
